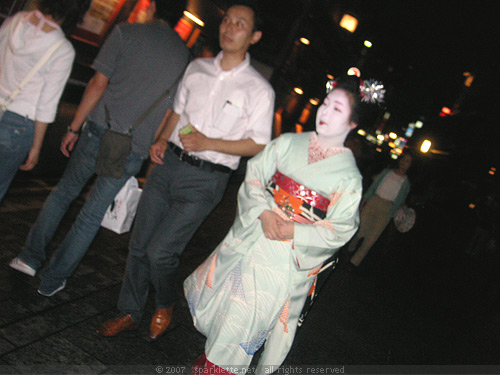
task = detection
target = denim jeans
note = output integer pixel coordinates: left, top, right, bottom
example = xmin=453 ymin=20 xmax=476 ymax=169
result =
xmin=18 ymin=121 xmax=145 ymax=291
xmin=0 ymin=111 xmax=35 ymax=202
xmin=117 ymin=150 xmax=230 ymax=322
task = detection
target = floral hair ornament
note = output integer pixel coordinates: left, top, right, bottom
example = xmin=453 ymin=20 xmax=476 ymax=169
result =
xmin=360 ymin=79 xmax=385 ymax=104
xmin=326 ymin=78 xmax=386 ymax=105
xmin=325 ymin=80 xmax=338 ymax=94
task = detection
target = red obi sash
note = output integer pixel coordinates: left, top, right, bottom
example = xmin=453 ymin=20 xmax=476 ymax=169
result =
xmin=267 ymin=171 xmax=330 ymax=224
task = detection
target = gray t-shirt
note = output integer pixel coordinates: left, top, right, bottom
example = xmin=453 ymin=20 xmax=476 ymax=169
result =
xmin=88 ymin=21 xmax=190 ymax=157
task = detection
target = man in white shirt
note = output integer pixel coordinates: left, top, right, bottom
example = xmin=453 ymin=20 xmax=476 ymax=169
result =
xmin=97 ymin=1 xmax=275 ymax=341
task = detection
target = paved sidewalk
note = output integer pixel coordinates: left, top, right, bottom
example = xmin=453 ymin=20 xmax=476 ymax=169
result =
xmin=2 ymin=174 xmax=500 ymax=375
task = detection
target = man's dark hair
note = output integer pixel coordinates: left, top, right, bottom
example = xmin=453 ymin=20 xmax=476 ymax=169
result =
xmin=154 ymin=0 xmax=187 ymax=25
xmin=229 ymin=0 xmax=263 ymax=32
xmin=39 ymin=0 xmax=91 ymax=35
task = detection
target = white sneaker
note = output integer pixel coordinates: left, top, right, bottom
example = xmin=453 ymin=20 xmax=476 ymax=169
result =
xmin=38 ymin=280 xmax=66 ymax=297
xmin=9 ymin=257 xmax=36 ymax=277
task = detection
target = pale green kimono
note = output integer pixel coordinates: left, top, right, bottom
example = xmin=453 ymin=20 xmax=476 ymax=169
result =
xmin=184 ymin=132 xmax=362 ymax=373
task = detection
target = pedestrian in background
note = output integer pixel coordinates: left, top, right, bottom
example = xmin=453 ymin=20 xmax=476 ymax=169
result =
xmin=0 ymin=0 xmax=90 ymax=202
xmin=348 ymin=152 xmax=412 ymax=267
xmin=9 ymin=0 xmax=190 ymax=298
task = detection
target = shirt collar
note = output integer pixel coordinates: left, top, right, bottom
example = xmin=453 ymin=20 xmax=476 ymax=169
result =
xmin=24 ymin=10 xmax=61 ymax=35
xmin=214 ymin=51 xmax=251 ymax=76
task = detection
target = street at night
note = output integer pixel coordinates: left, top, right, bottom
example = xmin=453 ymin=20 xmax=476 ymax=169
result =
xmin=1 ymin=0 xmax=499 ymax=373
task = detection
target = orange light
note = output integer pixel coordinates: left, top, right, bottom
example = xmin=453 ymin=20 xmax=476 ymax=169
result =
xmin=298 ymin=105 xmax=311 ymax=124
xmin=339 ymin=14 xmax=358 ymax=33
xmin=174 ymin=18 xmax=193 ymax=41
xmin=295 ymin=123 xmax=303 ymax=133
xmin=440 ymin=106 xmax=451 ymax=117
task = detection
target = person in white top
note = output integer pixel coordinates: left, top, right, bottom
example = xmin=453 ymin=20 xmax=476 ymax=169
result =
xmin=348 ymin=153 xmax=412 ymax=266
xmin=97 ymin=0 xmax=275 ymax=341
xmin=0 ymin=0 xmax=89 ymax=202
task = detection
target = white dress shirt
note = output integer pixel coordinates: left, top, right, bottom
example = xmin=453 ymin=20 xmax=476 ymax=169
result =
xmin=170 ymin=52 xmax=275 ymax=170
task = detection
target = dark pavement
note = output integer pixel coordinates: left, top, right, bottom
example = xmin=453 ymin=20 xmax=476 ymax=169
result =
xmin=1 ymin=103 xmax=500 ymax=374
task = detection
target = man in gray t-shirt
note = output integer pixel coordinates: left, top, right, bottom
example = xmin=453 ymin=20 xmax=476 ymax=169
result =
xmin=10 ymin=1 xmax=190 ymax=297
xmin=87 ymin=18 xmax=188 ymax=157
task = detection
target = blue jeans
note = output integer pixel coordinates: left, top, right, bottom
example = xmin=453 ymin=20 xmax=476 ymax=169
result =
xmin=18 ymin=121 xmax=145 ymax=291
xmin=0 ymin=111 xmax=35 ymax=202
xmin=117 ymin=150 xmax=230 ymax=322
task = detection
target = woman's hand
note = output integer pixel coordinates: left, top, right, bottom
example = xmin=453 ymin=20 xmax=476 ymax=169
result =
xmin=259 ymin=210 xmax=293 ymax=241
xmin=19 ymin=147 xmax=40 ymax=171
xmin=279 ymin=221 xmax=295 ymax=240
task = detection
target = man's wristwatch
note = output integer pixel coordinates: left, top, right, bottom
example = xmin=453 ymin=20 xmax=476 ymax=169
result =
xmin=67 ymin=126 xmax=80 ymax=135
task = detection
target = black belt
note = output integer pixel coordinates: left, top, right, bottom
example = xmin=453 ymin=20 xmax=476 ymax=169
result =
xmin=168 ymin=142 xmax=232 ymax=174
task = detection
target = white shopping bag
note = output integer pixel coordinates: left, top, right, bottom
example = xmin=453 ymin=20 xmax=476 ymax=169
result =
xmin=101 ymin=177 xmax=142 ymax=234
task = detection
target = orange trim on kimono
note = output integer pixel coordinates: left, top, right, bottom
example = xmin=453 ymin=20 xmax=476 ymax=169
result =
xmin=280 ymin=299 xmax=290 ymax=333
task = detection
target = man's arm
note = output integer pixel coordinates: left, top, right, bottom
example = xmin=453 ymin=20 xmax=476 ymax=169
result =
xmin=60 ymin=71 xmax=109 ymax=157
xmin=149 ymin=111 xmax=181 ymax=164
xmin=19 ymin=120 xmax=48 ymax=170
xmin=179 ymin=127 xmax=265 ymax=157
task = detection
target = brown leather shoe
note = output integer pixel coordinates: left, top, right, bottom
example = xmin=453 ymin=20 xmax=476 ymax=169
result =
xmin=149 ymin=306 xmax=174 ymax=340
xmin=96 ymin=314 xmax=138 ymax=337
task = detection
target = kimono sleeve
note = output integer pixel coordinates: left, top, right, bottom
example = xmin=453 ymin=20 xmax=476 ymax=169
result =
xmin=292 ymin=174 xmax=362 ymax=270
xmin=232 ymin=137 xmax=283 ymax=233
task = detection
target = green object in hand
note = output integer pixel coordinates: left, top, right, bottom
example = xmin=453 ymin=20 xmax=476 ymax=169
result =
xmin=180 ymin=124 xmax=194 ymax=135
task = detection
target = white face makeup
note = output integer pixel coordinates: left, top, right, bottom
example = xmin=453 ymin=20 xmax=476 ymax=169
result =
xmin=315 ymin=89 xmax=355 ymax=140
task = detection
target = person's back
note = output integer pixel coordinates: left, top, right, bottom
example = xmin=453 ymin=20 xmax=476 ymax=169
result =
xmin=9 ymin=1 xmax=191 ymax=298
xmin=0 ymin=11 xmax=74 ymax=121
xmin=0 ymin=1 xmax=88 ymax=202
xmin=88 ymin=21 xmax=190 ymax=157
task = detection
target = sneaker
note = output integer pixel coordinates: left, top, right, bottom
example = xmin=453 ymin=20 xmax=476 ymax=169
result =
xmin=9 ymin=257 xmax=36 ymax=277
xmin=38 ymin=280 xmax=66 ymax=297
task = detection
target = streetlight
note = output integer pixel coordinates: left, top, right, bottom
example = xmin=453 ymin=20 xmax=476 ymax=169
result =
xmin=339 ymin=13 xmax=358 ymax=33
xmin=440 ymin=107 xmax=451 ymax=117
xmin=299 ymin=37 xmax=310 ymax=45
xmin=293 ymin=87 xmax=304 ymax=95
xmin=347 ymin=67 xmax=361 ymax=77
xmin=420 ymin=140 xmax=431 ymax=153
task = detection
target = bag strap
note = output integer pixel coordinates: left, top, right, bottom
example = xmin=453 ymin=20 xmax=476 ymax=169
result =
xmin=129 ymin=69 xmax=185 ymax=132
xmin=2 ymin=39 xmax=64 ymax=108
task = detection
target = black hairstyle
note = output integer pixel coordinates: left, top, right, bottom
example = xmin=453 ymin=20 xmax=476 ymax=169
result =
xmin=228 ymin=0 xmax=264 ymax=32
xmin=153 ymin=0 xmax=187 ymax=25
xmin=331 ymin=75 xmax=362 ymax=125
xmin=39 ymin=0 xmax=91 ymax=35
